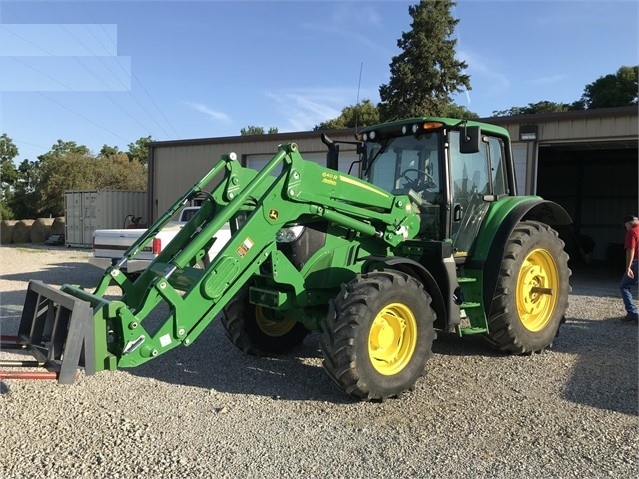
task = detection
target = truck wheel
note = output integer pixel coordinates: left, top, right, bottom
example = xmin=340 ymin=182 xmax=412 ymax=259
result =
xmin=486 ymin=221 xmax=570 ymax=354
xmin=320 ymin=271 xmax=435 ymax=401
xmin=221 ymin=285 xmax=309 ymax=356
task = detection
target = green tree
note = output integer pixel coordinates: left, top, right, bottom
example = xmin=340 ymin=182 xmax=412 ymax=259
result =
xmin=440 ymin=103 xmax=479 ymax=119
xmin=240 ymin=126 xmax=279 ymax=135
xmin=314 ymin=99 xmax=381 ymax=130
xmin=240 ymin=126 xmax=265 ymax=135
xmin=8 ymin=159 xmax=40 ymax=219
xmin=37 ymin=149 xmax=97 ymax=216
xmin=581 ymin=65 xmax=638 ymax=109
xmin=95 ymin=153 xmax=147 ymax=191
xmin=0 ymin=133 xmax=20 ymax=188
xmin=127 ymin=136 xmax=152 ymax=166
xmin=99 ymin=144 xmax=121 ymax=158
xmin=37 ymin=139 xmax=89 ymax=163
xmin=0 ymin=133 xmax=19 ymax=219
xmin=491 ymin=100 xmax=579 ymax=117
xmin=378 ymin=0 xmax=471 ymax=121
xmin=0 ymin=133 xmax=19 ymax=163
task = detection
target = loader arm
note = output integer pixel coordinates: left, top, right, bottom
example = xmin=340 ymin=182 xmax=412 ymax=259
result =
xmin=3 ymin=142 xmax=421 ymax=381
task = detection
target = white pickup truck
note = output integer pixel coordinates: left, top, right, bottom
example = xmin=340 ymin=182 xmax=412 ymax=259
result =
xmin=89 ymin=207 xmax=231 ymax=273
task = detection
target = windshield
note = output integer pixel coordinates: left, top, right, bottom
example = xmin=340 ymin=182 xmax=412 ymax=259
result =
xmin=364 ymin=133 xmax=441 ymax=204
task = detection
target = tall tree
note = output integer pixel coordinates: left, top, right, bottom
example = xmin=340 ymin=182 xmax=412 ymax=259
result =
xmin=378 ymin=0 xmax=471 ymax=121
xmin=127 ymin=136 xmax=152 ymax=166
xmin=314 ymin=99 xmax=381 ymax=130
xmin=8 ymin=159 xmax=40 ymax=219
xmin=581 ymin=65 xmax=638 ymax=109
xmin=0 ymin=134 xmax=19 ymax=219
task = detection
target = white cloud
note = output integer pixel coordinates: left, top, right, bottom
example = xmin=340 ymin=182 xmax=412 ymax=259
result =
xmin=331 ymin=3 xmax=382 ymax=27
xmin=267 ymin=88 xmax=359 ymax=132
xmin=300 ymin=3 xmax=395 ymax=56
xmin=458 ymin=49 xmax=511 ymax=92
xmin=185 ymin=102 xmax=231 ymax=123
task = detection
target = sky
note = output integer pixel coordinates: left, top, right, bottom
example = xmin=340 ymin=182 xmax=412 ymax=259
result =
xmin=0 ymin=0 xmax=637 ymax=164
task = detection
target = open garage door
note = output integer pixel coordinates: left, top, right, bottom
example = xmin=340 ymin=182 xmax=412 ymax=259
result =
xmin=536 ymin=141 xmax=638 ymax=263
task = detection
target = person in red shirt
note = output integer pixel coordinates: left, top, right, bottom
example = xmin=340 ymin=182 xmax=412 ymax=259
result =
xmin=620 ymin=214 xmax=639 ymax=322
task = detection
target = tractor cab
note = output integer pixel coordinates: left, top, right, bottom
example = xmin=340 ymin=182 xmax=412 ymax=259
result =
xmin=359 ymin=118 xmax=514 ymax=258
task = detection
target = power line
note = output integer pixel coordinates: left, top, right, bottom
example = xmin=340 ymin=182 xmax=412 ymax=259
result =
xmin=86 ymin=8 xmax=182 ymax=139
xmin=54 ymin=23 xmax=155 ymax=137
xmin=83 ymin=22 xmax=178 ymax=138
xmin=37 ymin=91 xmax=129 ymax=143
xmin=45 ymin=2 xmax=177 ymax=140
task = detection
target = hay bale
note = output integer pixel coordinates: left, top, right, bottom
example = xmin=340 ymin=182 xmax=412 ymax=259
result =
xmin=31 ymin=218 xmax=55 ymax=243
xmin=12 ymin=219 xmax=34 ymax=243
xmin=1 ymin=220 xmax=17 ymax=244
xmin=51 ymin=217 xmax=66 ymax=235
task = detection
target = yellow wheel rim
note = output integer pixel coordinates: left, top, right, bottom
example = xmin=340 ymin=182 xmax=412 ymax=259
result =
xmin=368 ymin=303 xmax=417 ymax=376
xmin=255 ymin=307 xmax=297 ymax=337
xmin=516 ymin=248 xmax=559 ymax=332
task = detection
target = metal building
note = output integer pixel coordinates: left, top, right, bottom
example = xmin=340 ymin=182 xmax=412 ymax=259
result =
xmin=147 ymin=106 xmax=638 ymax=262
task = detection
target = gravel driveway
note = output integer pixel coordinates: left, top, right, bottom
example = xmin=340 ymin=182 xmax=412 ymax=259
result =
xmin=0 ymin=244 xmax=637 ymax=479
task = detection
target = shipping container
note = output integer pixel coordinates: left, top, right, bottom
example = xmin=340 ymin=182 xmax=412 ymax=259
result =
xmin=64 ymin=190 xmax=148 ymax=247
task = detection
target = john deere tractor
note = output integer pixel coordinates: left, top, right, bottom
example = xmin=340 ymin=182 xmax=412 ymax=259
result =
xmin=0 ymin=117 xmax=571 ymax=401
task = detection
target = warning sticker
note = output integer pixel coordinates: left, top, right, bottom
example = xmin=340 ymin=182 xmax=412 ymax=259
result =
xmin=159 ymin=334 xmax=172 ymax=347
xmin=237 ymin=237 xmax=254 ymax=257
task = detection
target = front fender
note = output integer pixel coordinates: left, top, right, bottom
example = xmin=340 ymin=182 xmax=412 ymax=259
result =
xmin=363 ymin=256 xmax=448 ymax=331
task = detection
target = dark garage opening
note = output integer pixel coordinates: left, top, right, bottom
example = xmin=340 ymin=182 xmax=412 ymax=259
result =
xmin=536 ymin=142 xmax=638 ymax=266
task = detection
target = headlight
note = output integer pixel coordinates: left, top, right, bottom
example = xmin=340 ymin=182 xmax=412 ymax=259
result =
xmin=276 ymin=225 xmax=306 ymax=243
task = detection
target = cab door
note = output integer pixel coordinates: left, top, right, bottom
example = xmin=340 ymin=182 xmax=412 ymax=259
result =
xmin=448 ymin=131 xmax=492 ymax=257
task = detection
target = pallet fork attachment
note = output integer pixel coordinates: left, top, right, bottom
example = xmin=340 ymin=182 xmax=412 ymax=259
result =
xmin=0 ymin=280 xmax=94 ymax=383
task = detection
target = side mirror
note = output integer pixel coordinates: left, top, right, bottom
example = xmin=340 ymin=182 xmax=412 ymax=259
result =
xmin=459 ymin=126 xmax=480 ymax=154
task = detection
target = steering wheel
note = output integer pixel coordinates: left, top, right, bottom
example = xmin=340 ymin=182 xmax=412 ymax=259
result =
xmin=401 ymin=168 xmax=436 ymax=192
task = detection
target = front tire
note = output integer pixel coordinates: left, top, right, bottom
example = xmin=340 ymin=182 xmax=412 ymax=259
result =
xmin=486 ymin=221 xmax=571 ymax=354
xmin=221 ymin=284 xmax=309 ymax=356
xmin=320 ymin=271 xmax=435 ymax=401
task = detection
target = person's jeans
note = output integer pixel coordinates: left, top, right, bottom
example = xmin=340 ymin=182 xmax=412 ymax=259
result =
xmin=620 ymin=260 xmax=639 ymax=316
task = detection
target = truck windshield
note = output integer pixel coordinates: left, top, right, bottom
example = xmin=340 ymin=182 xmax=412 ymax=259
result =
xmin=364 ymin=133 xmax=442 ymax=204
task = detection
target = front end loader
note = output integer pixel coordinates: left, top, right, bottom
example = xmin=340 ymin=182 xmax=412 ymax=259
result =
xmin=0 ymin=117 xmax=573 ymax=401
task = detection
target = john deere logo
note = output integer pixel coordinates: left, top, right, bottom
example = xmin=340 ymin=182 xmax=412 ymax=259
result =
xmin=269 ymin=209 xmax=279 ymax=220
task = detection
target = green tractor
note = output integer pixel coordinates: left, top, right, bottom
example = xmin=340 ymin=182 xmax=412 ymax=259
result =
xmin=1 ymin=117 xmax=571 ymax=401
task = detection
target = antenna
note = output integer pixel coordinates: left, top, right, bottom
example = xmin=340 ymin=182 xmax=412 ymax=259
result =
xmin=354 ymin=62 xmax=363 ymax=136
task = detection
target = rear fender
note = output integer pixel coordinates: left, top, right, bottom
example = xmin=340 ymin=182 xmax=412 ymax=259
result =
xmin=465 ymin=197 xmax=572 ymax=313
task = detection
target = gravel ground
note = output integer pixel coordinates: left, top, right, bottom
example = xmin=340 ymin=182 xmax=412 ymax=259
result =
xmin=0 ymin=244 xmax=637 ymax=479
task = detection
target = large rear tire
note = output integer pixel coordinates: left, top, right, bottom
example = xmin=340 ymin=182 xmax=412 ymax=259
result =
xmin=486 ymin=221 xmax=570 ymax=354
xmin=221 ymin=284 xmax=309 ymax=356
xmin=320 ymin=271 xmax=435 ymax=401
